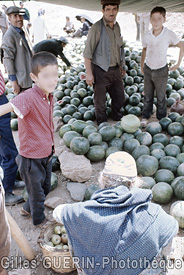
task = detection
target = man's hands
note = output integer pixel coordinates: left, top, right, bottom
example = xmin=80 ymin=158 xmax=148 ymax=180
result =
xmin=86 ymin=72 xmax=94 ymax=87
xmin=120 ymin=66 xmax=126 ymax=77
xmin=12 ymin=81 xmax=21 ymax=95
xmin=169 ymin=63 xmax=180 ymax=71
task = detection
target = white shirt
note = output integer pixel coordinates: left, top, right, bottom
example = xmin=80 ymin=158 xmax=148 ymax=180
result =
xmin=142 ymin=27 xmax=180 ymax=70
xmin=33 ymin=15 xmax=48 ymax=44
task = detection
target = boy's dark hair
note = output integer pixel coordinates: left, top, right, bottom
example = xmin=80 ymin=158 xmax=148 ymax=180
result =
xmin=151 ymin=6 xmax=166 ymax=17
xmin=31 ymin=52 xmax=58 ymax=76
xmin=102 ymin=4 xmax=119 ymax=10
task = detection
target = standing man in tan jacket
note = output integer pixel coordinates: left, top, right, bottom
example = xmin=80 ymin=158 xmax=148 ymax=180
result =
xmin=2 ymin=6 xmax=32 ymax=94
xmin=84 ymin=0 xmax=125 ymax=125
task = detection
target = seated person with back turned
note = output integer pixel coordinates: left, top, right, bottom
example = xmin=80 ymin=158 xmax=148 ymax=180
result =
xmin=33 ymin=36 xmax=71 ymax=67
xmin=73 ymin=17 xmax=90 ymax=38
xmin=54 ymin=152 xmax=178 ymax=275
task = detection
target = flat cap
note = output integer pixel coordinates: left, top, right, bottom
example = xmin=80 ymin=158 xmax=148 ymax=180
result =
xmin=6 ymin=6 xmax=25 ymax=16
xmin=59 ymin=36 xmax=69 ymax=44
xmin=101 ymin=0 xmax=120 ymax=5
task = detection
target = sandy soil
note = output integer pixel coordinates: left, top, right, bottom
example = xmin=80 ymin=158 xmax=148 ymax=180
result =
xmin=0 ymin=1 xmax=184 ymax=274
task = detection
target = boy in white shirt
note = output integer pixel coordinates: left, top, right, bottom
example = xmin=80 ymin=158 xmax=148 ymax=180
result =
xmin=140 ymin=6 xmax=184 ymax=127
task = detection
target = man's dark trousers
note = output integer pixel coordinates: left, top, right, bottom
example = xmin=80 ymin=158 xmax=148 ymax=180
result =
xmin=142 ymin=64 xmax=168 ymax=120
xmin=0 ymin=94 xmax=18 ymax=193
xmin=92 ymin=64 xmax=125 ymax=125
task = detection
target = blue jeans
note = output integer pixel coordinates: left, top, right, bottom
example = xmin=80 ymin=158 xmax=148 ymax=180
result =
xmin=0 ymin=94 xmax=18 ymax=193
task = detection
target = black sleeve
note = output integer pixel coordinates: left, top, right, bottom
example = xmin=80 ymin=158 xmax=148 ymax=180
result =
xmin=56 ymin=44 xmax=70 ymax=66
xmin=59 ymin=52 xmax=71 ymax=67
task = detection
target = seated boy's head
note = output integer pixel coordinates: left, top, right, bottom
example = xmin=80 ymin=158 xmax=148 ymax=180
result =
xmin=98 ymin=152 xmax=139 ymax=190
xmin=31 ymin=52 xmax=58 ymax=95
xmin=150 ymin=6 xmax=166 ymax=29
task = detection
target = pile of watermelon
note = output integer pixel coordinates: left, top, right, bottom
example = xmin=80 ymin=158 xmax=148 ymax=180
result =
xmin=5 ymin=41 xmax=184 ymax=204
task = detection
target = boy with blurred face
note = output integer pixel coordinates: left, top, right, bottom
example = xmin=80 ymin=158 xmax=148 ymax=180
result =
xmin=84 ymin=0 xmax=125 ymax=125
xmin=140 ymin=6 xmax=184 ymax=127
xmin=0 ymin=52 xmax=58 ymax=227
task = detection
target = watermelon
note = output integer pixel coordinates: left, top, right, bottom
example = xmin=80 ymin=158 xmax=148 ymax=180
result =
xmin=77 ymin=88 xmax=87 ymax=98
xmin=66 ymin=104 xmax=78 ymax=115
xmin=72 ymin=112 xmax=83 ymax=120
xmin=164 ymin=144 xmax=181 ymax=157
xmin=176 ymin=153 xmax=184 ymax=163
xmin=101 ymin=141 xmax=108 ymax=151
xmin=150 ymin=142 xmax=164 ymax=151
xmin=169 ymin=136 xmax=183 ymax=148
xmin=63 ymin=131 xmax=80 ymax=147
xmin=136 ymin=132 xmax=152 ymax=146
xmin=152 ymin=182 xmax=173 ymax=204
xmin=167 ymin=122 xmax=184 ymax=136
xmin=154 ymin=169 xmax=174 ymax=184
xmin=168 ymin=112 xmax=181 ymax=122
xmin=87 ymin=146 xmax=105 ymax=162
xmin=53 ymin=110 xmax=64 ymax=118
xmin=151 ymin=149 xmax=166 ymax=160
xmin=128 ymin=106 xmax=142 ymax=116
xmin=121 ymin=133 xmax=134 ymax=143
xmin=159 ymin=117 xmax=172 ymax=130
xmin=173 ymin=178 xmax=184 ymax=200
xmin=152 ymin=133 xmax=169 ymax=146
xmin=159 ymin=156 xmax=180 ymax=174
xmin=71 ymin=120 xmax=87 ymax=134
xmin=170 ymin=201 xmax=184 ymax=229
xmin=52 ymin=155 xmax=60 ymax=172
xmin=109 ymin=138 xmax=123 ymax=150
xmin=50 ymin=172 xmax=58 ymax=191
xmin=132 ymin=145 xmax=150 ymax=160
xmin=63 ymin=114 xmax=72 ymax=124
xmin=70 ymin=137 xmax=90 ymax=155
xmin=124 ymin=139 xmax=140 ymax=154
xmin=98 ymin=126 xmax=116 ymax=142
xmin=177 ymin=163 xmax=184 ymax=176
xmin=83 ymin=111 xmax=94 ymax=121
xmin=114 ymin=126 xmax=123 ymax=138
xmin=121 ymin=114 xmax=140 ymax=133
xmin=134 ymin=128 xmax=142 ymax=137
xmin=128 ymin=94 xmax=140 ymax=106
xmin=70 ymin=97 xmax=81 ymax=107
xmin=146 ymin=122 xmax=162 ymax=136
xmin=11 ymin=119 xmax=18 ymax=131
xmin=98 ymin=122 xmax=110 ymax=130
xmin=68 ymin=118 xmax=77 ymax=125
xmin=171 ymin=176 xmax=184 ymax=189
xmin=88 ymin=133 xmax=102 ymax=146
xmin=82 ymin=125 xmax=97 ymax=138
xmin=59 ymin=124 xmax=72 ymax=138
xmin=136 ymin=155 xmax=158 ymax=176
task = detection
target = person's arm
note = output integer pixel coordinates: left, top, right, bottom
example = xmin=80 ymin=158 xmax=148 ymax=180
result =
xmin=84 ymin=58 xmax=94 ymax=86
xmin=83 ymin=24 xmax=100 ymax=86
xmin=59 ymin=52 xmax=71 ymax=67
xmin=0 ymin=102 xmax=13 ymax=117
xmin=169 ymin=41 xmax=184 ymax=71
xmin=141 ymin=47 xmax=147 ymax=74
